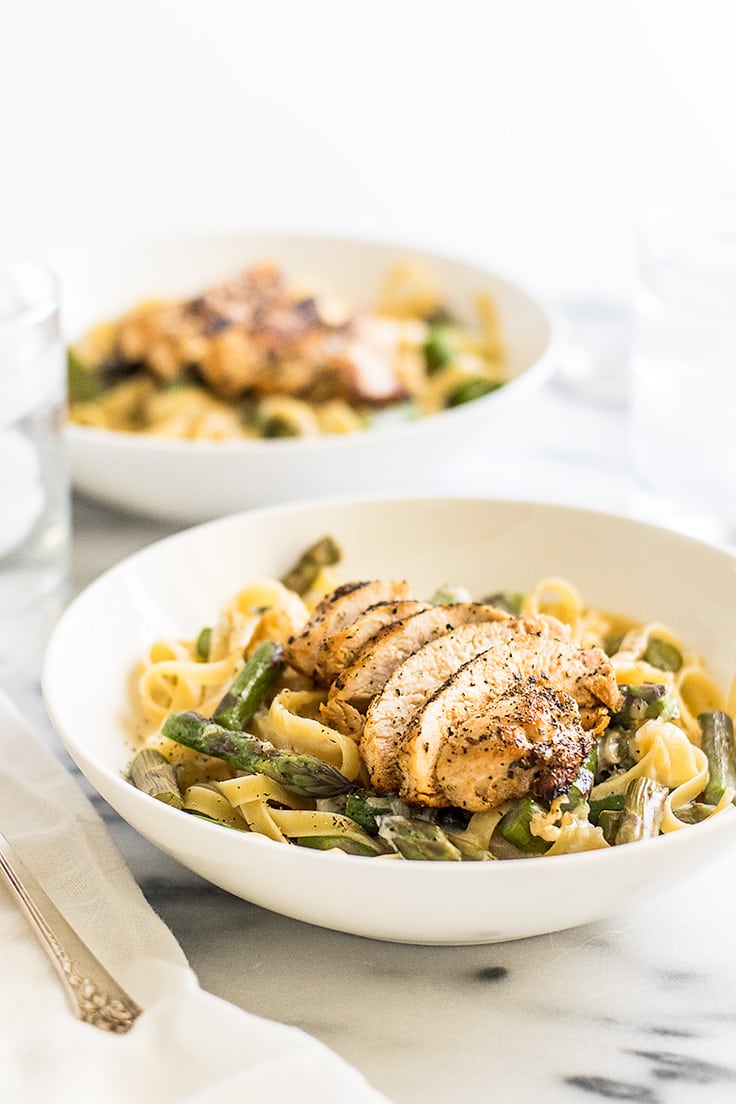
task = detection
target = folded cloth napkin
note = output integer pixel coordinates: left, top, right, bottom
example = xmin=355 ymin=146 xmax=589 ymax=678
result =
xmin=0 ymin=691 xmax=390 ymax=1104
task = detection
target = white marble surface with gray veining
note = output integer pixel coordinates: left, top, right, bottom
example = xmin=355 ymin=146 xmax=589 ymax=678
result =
xmin=9 ymin=375 xmax=736 ymax=1104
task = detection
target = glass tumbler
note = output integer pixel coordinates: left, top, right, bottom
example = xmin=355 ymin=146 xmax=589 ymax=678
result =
xmin=630 ymin=194 xmax=736 ymax=544
xmin=0 ymin=253 xmax=70 ymax=689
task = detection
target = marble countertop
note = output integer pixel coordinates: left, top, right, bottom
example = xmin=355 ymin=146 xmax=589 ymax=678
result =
xmin=10 ymin=375 xmax=736 ymax=1104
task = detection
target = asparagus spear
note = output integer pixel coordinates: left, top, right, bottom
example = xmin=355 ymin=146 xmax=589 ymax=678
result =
xmin=498 ymin=796 xmax=551 ymax=855
xmin=280 ymin=535 xmax=342 ymax=596
xmin=597 ymin=809 xmax=621 ymax=845
xmin=596 ymin=726 xmax=635 ymax=777
xmin=377 ymin=816 xmax=462 ymax=861
xmin=643 ymin=637 xmax=683 ymax=673
xmin=588 ymin=793 xmax=626 ymax=824
xmin=445 ymin=832 xmax=495 ymax=861
xmin=446 ymin=377 xmax=502 ymax=408
xmin=423 ymin=326 xmax=455 ymax=374
xmin=212 ymin=641 xmax=284 ymax=730
xmin=344 ymin=791 xmax=413 ymax=835
xmin=699 ymin=710 xmax=736 ymax=805
xmin=162 ymin=711 xmax=353 ymax=798
xmin=614 ymin=684 xmax=679 ymax=726
xmin=482 ymin=591 xmax=524 ymax=616
xmin=195 ymin=626 xmax=212 ymax=661
xmin=561 ymin=745 xmax=597 ymax=811
xmin=129 ymin=748 xmax=183 ymax=809
xmin=296 ymin=835 xmax=384 ymax=857
xmin=603 ymin=632 xmax=624 ymax=656
xmin=429 ymin=583 xmax=472 ymax=606
xmin=675 ymin=803 xmax=715 ymax=825
xmin=67 ymin=348 xmax=107 ymax=403
xmin=614 ymin=777 xmax=667 ymax=844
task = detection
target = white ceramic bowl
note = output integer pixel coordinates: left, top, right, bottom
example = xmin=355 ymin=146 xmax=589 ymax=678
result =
xmin=43 ymin=497 xmax=736 ymax=944
xmin=51 ymin=234 xmax=555 ymax=522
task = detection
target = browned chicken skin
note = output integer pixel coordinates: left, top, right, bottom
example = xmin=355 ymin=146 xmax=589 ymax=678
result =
xmin=310 ymin=600 xmax=429 ymax=686
xmin=360 ymin=615 xmax=565 ymax=792
xmin=283 ymin=579 xmax=622 ymax=814
xmin=399 ymin=634 xmax=621 ymax=809
xmin=435 ymin=682 xmax=587 ymax=810
xmin=320 ymin=603 xmax=509 ymax=737
xmin=284 ymin=580 xmax=412 ymax=685
xmin=117 ymin=265 xmax=409 ymax=406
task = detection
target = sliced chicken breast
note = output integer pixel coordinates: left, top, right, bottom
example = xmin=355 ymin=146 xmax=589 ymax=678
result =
xmin=435 ymin=682 xmax=587 ymax=811
xmin=320 ymin=603 xmax=509 ymax=736
xmin=284 ymin=579 xmax=412 ymax=683
xmin=311 ymin=599 xmax=428 ymax=685
xmin=361 ymin=615 xmax=568 ymax=792
xmin=400 ymin=634 xmax=622 ymax=808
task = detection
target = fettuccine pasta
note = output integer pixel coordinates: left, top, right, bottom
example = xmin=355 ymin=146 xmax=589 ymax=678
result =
xmin=129 ymin=551 xmax=736 ymax=861
xmin=68 ymin=260 xmax=508 ymax=441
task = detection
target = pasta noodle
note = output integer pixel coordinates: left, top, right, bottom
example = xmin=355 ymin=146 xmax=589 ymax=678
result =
xmin=130 ymin=565 xmax=736 ymax=861
xmin=68 ymin=260 xmax=509 ymax=441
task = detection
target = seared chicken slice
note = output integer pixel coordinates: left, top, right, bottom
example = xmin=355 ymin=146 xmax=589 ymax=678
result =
xmin=435 ymin=682 xmax=587 ymax=811
xmin=284 ymin=580 xmax=412 ymax=684
xmin=361 ymin=615 xmax=568 ymax=792
xmin=400 ymin=633 xmax=621 ymax=807
xmin=320 ymin=604 xmax=509 ymax=737
xmin=311 ymin=600 xmax=428 ymax=685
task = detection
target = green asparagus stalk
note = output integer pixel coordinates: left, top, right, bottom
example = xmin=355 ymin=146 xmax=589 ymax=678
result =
xmin=446 ymin=377 xmax=502 ymax=408
xmin=596 ymin=726 xmax=635 ymax=777
xmin=643 ymin=637 xmax=683 ymax=673
xmin=445 ymin=832 xmax=495 ymax=861
xmin=129 ymin=748 xmax=183 ymax=809
xmin=429 ymin=584 xmax=471 ymax=606
xmin=614 ymin=777 xmax=667 ymax=844
xmin=674 ymin=803 xmax=715 ymax=825
xmin=162 ymin=711 xmax=353 ymax=797
xmin=280 ymin=535 xmax=342 ymax=596
xmin=596 ymin=809 xmax=621 ymax=845
xmin=561 ymin=745 xmax=597 ymax=811
xmin=422 ymin=326 xmax=455 ymax=374
xmin=195 ymin=626 xmax=212 ymax=661
xmin=344 ymin=791 xmax=413 ymax=835
xmin=377 ymin=816 xmax=462 ymax=861
xmin=498 ymin=797 xmax=551 ymax=855
xmin=212 ymin=641 xmax=284 ymax=730
xmin=614 ymin=684 xmax=679 ymax=726
xmin=587 ymin=793 xmax=626 ymax=824
xmin=482 ymin=591 xmax=524 ymax=616
xmin=67 ymin=348 xmax=107 ymax=403
xmin=296 ymin=835 xmax=384 ymax=857
xmin=699 ymin=710 xmax=736 ymax=805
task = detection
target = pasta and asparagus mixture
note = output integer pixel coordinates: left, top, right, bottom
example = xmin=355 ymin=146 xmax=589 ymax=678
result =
xmin=129 ymin=538 xmax=736 ymax=860
xmin=68 ymin=261 xmax=505 ymax=440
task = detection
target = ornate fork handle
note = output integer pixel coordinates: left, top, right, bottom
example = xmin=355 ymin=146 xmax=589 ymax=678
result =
xmin=0 ymin=829 xmax=141 ymax=1033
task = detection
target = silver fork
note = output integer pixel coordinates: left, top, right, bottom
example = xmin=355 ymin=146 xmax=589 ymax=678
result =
xmin=0 ymin=829 xmax=142 ymax=1033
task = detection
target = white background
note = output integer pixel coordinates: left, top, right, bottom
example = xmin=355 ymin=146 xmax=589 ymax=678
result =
xmin=3 ymin=0 xmax=736 ymax=301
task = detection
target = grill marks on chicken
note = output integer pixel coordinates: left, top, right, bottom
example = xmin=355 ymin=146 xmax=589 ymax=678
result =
xmin=284 ymin=579 xmax=412 ymax=684
xmin=399 ymin=635 xmax=620 ymax=809
xmin=284 ymin=579 xmax=622 ymax=811
xmin=320 ymin=604 xmax=510 ymax=737
xmin=361 ymin=616 xmax=562 ymax=793
xmin=435 ymin=683 xmax=586 ymax=810
xmin=310 ymin=600 xmax=429 ymax=686
xmin=117 ymin=264 xmax=409 ymax=406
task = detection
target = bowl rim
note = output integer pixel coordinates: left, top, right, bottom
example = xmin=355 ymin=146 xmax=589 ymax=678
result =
xmin=59 ymin=228 xmax=558 ymax=454
xmin=42 ymin=493 xmax=736 ymax=875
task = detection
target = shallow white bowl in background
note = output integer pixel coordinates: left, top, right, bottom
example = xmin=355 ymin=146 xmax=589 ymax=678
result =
xmin=50 ymin=234 xmax=555 ymax=522
xmin=42 ymin=496 xmax=736 ymax=944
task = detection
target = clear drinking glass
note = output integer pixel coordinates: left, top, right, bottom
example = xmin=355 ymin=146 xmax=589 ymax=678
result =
xmin=0 ymin=253 xmax=70 ymax=689
xmin=630 ymin=194 xmax=736 ymax=545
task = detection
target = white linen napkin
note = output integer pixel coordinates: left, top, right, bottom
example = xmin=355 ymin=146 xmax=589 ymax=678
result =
xmin=0 ymin=690 xmax=390 ymax=1104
